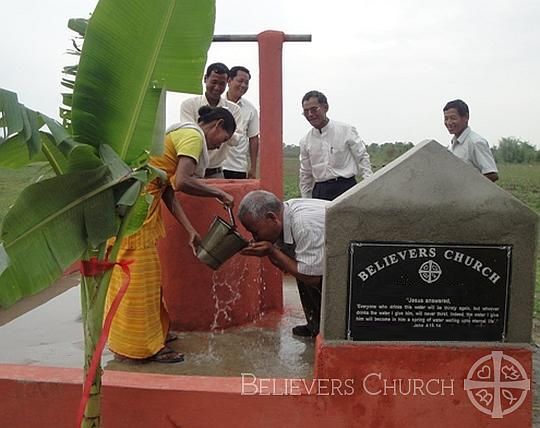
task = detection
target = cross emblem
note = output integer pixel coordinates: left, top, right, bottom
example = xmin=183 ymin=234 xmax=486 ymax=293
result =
xmin=464 ymin=351 xmax=530 ymax=418
xmin=418 ymin=260 xmax=442 ymax=284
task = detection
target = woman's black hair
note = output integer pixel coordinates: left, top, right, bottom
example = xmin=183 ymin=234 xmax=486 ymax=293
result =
xmin=197 ymin=106 xmax=236 ymax=135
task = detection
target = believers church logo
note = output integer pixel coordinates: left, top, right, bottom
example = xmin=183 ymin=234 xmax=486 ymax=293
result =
xmin=418 ymin=260 xmax=442 ymax=284
xmin=464 ymin=351 xmax=530 ymax=418
xmin=356 ymin=247 xmax=502 ymax=286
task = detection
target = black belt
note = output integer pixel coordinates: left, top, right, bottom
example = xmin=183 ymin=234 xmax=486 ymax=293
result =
xmin=204 ymin=167 xmax=222 ymax=177
xmin=317 ymin=176 xmax=355 ymax=184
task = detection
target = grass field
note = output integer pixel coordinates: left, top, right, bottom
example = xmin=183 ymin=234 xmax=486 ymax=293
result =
xmin=497 ymin=163 xmax=540 ymax=213
xmin=1 ymin=158 xmax=539 ymax=318
xmin=495 ymin=164 xmax=540 ymax=320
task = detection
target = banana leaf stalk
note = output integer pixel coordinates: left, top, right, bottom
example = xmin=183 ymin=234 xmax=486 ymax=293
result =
xmin=80 ymin=268 xmax=103 ymax=428
xmin=78 ymin=202 xmax=139 ymax=428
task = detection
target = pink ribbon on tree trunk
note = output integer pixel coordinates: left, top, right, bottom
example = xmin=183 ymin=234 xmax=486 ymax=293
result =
xmin=72 ymin=257 xmax=133 ymax=428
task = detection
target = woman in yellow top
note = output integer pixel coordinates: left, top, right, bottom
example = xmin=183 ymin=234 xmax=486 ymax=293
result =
xmin=106 ymin=106 xmax=236 ymax=363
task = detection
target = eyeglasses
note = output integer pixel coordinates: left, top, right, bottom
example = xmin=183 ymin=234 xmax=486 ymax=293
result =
xmin=301 ymin=106 xmax=321 ymax=116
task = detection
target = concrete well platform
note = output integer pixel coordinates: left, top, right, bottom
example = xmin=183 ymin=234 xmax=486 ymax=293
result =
xmin=0 ymin=275 xmax=536 ymax=427
xmin=0 ymin=275 xmax=314 ymax=378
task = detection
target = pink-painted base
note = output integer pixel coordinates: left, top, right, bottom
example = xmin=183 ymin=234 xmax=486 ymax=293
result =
xmin=159 ymin=180 xmax=283 ymax=331
xmin=0 ymin=343 xmax=531 ymax=427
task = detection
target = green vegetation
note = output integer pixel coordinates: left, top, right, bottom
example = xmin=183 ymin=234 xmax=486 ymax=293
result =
xmin=494 ymin=137 xmax=540 ymax=164
xmin=496 ymin=163 xmax=540 ymax=319
xmin=498 ymin=163 xmax=540 ymax=212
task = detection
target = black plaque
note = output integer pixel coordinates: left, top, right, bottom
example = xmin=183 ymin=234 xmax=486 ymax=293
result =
xmin=346 ymin=242 xmax=511 ymax=341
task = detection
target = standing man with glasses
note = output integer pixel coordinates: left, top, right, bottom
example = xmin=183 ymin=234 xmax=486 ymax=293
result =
xmin=222 ymin=66 xmax=260 ymax=179
xmin=299 ymin=90 xmax=372 ymax=201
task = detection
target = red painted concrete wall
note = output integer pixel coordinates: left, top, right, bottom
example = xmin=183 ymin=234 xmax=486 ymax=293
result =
xmin=0 ymin=344 xmax=532 ymax=428
xmin=314 ymin=341 xmax=532 ymax=427
xmin=159 ymin=180 xmax=283 ymax=331
xmin=158 ymin=31 xmax=289 ymax=331
xmin=0 ymin=366 xmax=81 ymax=428
xmin=0 ymin=366 xmax=335 ymax=427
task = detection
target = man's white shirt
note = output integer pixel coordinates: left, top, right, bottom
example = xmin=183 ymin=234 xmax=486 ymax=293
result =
xmin=283 ymin=198 xmax=329 ymax=276
xmin=180 ymin=95 xmax=242 ymax=169
xmin=449 ymin=127 xmax=498 ymax=175
xmin=299 ymin=119 xmax=372 ymax=198
xmin=222 ymin=97 xmax=259 ymax=173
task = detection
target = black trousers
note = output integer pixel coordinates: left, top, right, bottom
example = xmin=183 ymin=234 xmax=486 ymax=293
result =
xmin=223 ymin=169 xmax=248 ymax=179
xmin=312 ymin=176 xmax=356 ymax=201
xmin=204 ymin=167 xmax=223 ymax=178
xmin=296 ymin=279 xmax=322 ymax=334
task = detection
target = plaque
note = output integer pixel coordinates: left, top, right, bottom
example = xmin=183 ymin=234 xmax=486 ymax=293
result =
xmin=346 ymin=242 xmax=511 ymax=341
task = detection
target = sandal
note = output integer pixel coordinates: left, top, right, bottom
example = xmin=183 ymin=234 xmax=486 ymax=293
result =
xmin=148 ymin=347 xmax=184 ymax=364
xmin=165 ymin=332 xmax=178 ymax=344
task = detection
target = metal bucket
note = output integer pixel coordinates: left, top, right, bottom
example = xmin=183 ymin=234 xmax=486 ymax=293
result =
xmin=196 ymin=214 xmax=249 ymax=270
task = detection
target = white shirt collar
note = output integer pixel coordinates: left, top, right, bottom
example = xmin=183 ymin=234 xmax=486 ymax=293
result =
xmin=282 ymin=202 xmax=293 ymax=245
xmin=226 ymin=92 xmax=242 ymax=106
xmin=453 ymin=126 xmax=471 ymax=145
xmin=204 ymin=94 xmax=228 ymax=107
xmin=315 ymin=118 xmax=332 ymax=134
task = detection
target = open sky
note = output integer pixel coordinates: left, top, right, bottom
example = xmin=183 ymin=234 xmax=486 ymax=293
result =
xmin=1 ymin=0 xmax=539 ymax=147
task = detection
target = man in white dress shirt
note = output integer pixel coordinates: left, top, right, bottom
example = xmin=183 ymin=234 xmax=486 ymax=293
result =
xmin=443 ymin=99 xmax=499 ymax=182
xmin=222 ymin=66 xmax=260 ymax=179
xmin=299 ymin=90 xmax=372 ymax=200
xmin=238 ymin=190 xmax=329 ymax=338
xmin=180 ymin=62 xmax=242 ymax=178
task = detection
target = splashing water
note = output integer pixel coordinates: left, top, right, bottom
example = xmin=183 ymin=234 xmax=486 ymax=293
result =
xmin=210 ymin=258 xmax=250 ymax=331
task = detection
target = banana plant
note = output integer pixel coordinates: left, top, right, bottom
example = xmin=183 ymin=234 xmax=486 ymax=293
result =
xmin=0 ymin=0 xmax=215 ymax=426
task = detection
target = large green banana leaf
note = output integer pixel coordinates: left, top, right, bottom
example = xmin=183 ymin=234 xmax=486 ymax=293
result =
xmin=72 ymin=0 xmax=215 ymax=165
xmin=0 ymin=166 xmax=121 ymax=308
xmin=0 ymin=88 xmax=97 ymax=173
xmin=0 ymin=142 xmax=157 ymax=308
xmin=0 ymin=0 xmax=216 ymax=309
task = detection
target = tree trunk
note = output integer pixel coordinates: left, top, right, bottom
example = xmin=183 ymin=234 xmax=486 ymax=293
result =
xmin=80 ymin=273 xmax=104 ymax=428
xmin=78 ymin=209 xmax=134 ymax=427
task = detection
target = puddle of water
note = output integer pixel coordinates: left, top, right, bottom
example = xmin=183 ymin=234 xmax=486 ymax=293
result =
xmin=0 ymin=276 xmax=314 ymax=379
xmin=0 ymin=285 xmax=114 ymax=367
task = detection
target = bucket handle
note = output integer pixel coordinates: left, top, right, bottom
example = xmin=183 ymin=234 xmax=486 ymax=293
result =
xmin=216 ymin=199 xmax=237 ymax=229
xmin=226 ymin=205 xmax=237 ymax=229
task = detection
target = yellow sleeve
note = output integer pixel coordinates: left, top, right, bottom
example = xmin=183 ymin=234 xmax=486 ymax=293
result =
xmin=170 ymin=128 xmax=203 ymax=163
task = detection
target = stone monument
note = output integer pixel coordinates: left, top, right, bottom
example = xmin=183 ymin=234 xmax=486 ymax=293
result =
xmin=313 ymin=140 xmax=536 ymax=426
xmin=323 ymin=139 xmax=537 ymax=343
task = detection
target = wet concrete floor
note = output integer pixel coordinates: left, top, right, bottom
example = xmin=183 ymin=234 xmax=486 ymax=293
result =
xmin=1 ymin=276 xmax=539 ymax=425
xmin=0 ymin=275 xmax=314 ymax=378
